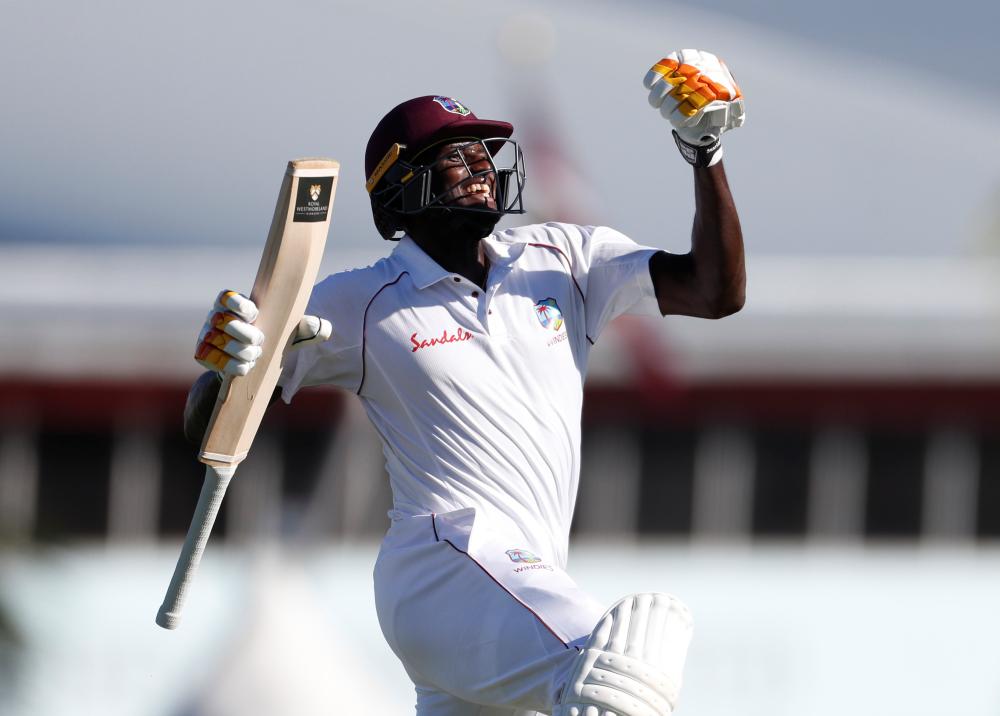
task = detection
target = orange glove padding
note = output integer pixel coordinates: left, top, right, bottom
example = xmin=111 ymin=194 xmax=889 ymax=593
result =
xmin=194 ymin=290 xmax=265 ymax=376
xmin=644 ymin=49 xmax=745 ymax=166
xmin=194 ymin=289 xmax=333 ymax=376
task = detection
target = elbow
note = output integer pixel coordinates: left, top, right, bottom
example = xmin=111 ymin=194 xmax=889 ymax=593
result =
xmin=708 ymin=298 xmax=743 ymax=319
xmin=706 ymin=284 xmax=745 ymax=319
xmin=719 ymin=298 xmax=745 ymax=318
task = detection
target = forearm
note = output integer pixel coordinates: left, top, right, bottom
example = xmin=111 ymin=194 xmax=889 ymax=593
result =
xmin=182 ymin=371 xmax=223 ymax=446
xmin=690 ymin=162 xmax=745 ymax=316
xmin=182 ymin=372 xmax=283 ymax=447
xmin=649 ymin=163 xmax=745 ymax=318
xmin=178 ymin=370 xmax=281 ymax=446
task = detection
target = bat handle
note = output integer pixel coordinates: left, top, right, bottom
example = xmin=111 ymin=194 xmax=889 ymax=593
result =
xmin=156 ymin=463 xmax=236 ymax=630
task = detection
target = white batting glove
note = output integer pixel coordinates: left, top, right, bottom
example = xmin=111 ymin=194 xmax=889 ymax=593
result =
xmin=194 ymin=290 xmax=331 ymax=376
xmin=290 ymin=314 xmax=333 ymax=350
xmin=644 ymin=49 xmax=745 ymax=167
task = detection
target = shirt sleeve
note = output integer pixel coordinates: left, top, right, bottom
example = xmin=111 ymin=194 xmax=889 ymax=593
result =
xmin=277 ymin=272 xmax=365 ymax=402
xmin=563 ymin=224 xmax=661 ymax=342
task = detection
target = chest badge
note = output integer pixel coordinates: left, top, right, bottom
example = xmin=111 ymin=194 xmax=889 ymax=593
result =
xmin=533 ymin=298 xmax=564 ymax=331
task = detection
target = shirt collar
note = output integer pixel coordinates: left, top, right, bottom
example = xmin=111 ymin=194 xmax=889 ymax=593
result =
xmin=391 ymin=235 xmax=452 ymax=289
xmin=392 ymin=233 xmax=526 ymax=290
xmin=482 ymin=234 xmax=526 ymax=267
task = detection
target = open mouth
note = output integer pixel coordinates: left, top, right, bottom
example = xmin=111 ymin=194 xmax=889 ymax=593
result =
xmin=446 ymin=178 xmax=497 ymax=209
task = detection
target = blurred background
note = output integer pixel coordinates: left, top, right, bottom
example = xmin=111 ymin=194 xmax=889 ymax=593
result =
xmin=2 ymin=0 xmax=1000 ymax=714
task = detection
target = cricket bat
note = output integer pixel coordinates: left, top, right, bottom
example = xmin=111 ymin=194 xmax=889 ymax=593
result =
xmin=155 ymin=158 xmax=339 ymax=630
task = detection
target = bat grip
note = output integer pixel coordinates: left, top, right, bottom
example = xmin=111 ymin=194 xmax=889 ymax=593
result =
xmin=155 ymin=464 xmax=236 ymax=629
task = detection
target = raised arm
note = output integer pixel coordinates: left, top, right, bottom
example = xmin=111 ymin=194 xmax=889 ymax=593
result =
xmin=642 ymin=49 xmax=747 ymax=319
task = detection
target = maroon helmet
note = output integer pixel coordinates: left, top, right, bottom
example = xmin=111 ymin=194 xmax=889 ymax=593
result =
xmin=365 ymin=95 xmax=526 ymax=240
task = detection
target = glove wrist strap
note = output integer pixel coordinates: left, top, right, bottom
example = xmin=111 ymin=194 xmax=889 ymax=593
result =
xmin=672 ymin=130 xmax=723 ymax=168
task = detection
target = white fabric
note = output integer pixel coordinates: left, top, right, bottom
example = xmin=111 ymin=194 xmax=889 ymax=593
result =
xmin=374 ymin=508 xmax=606 ymax=714
xmin=280 ymin=222 xmax=659 ymax=567
xmin=281 ymin=223 xmax=659 ymax=713
xmin=644 ymin=49 xmax=745 ymax=147
xmin=554 ymin=593 xmax=693 ymax=716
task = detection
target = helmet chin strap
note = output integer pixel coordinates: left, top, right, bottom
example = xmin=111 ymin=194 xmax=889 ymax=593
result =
xmin=407 ymin=206 xmax=502 ymax=243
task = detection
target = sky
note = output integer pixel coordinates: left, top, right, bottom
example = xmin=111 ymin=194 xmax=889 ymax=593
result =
xmin=662 ymin=0 xmax=1000 ymax=88
xmin=1 ymin=0 xmax=998 ymax=256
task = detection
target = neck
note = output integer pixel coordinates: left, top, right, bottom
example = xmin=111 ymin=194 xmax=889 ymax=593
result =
xmin=405 ymin=210 xmax=497 ymax=288
xmin=411 ymin=232 xmax=489 ymax=288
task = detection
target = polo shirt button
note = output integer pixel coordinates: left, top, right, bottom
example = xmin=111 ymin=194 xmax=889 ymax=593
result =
xmin=471 ymin=291 xmax=480 ymax=298
xmin=488 ymin=309 xmax=493 ymax=315
xmin=453 ymin=277 xmax=461 ymax=282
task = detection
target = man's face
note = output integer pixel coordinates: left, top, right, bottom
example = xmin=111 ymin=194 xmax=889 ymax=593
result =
xmin=402 ymin=139 xmax=508 ymax=243
xmin=428 ymin=140 xmax=498 ymax=212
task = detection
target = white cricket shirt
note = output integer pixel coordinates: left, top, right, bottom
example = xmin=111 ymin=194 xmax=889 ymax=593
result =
xmin=280 ymin=222 xmax=659 ymax=566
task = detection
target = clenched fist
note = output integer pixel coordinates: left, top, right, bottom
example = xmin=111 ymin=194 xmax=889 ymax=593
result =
xmin=644 ymin=49 xmax=745 ymax=167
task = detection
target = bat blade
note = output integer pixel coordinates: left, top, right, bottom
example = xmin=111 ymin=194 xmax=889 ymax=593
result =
xmin=156 ymin=158 xmax=338 ymax=630
xmin=201 ymin=158 xmax=340 ymax=467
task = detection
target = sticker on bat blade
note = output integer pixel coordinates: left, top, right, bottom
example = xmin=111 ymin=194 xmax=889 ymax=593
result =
xmin=293 ymin=176 xmax=333 ymax=222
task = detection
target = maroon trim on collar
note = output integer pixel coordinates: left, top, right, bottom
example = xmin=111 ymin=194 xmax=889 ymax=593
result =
xmin=430 ymin=513 xmax=571 ymax=649
xmin=358 ymin=270 xmax=410 ymax=395
xmin=527 ymin=243 xmax=594 ymax=345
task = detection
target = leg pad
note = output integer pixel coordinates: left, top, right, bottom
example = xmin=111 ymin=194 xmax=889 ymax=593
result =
xmin=553 ymin=593 xmax=693 ymax=716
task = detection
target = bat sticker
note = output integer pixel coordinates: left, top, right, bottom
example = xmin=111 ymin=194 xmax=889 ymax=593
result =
xmin=294 ymin=176 xmax=333 ymax=222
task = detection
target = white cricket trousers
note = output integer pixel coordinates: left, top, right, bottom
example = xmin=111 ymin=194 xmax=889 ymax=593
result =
xmin=373 ymin=508 xmax=606 ymax=715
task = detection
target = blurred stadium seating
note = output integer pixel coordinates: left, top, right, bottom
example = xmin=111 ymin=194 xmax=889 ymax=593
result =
xmin=2 ymin=247 xmax=999 ymax=546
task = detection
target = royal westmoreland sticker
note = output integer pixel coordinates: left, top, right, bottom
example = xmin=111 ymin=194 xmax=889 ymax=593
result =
xmin=293 ymin=177 xmax=333 ymax=222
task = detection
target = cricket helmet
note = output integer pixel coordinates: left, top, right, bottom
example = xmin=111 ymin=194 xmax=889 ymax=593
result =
xmin=365 ymin=95 xmax=526 ymax=240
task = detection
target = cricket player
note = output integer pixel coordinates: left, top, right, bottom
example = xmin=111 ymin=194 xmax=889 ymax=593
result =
xmin=187 ymin=50 xmax=746 ymax=716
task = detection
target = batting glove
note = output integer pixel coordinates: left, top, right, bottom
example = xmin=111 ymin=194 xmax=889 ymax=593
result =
xmin=644 ymin=49 xmax=745 ymax=167
xmin=194 ymin=290 xmax=331 ymax=376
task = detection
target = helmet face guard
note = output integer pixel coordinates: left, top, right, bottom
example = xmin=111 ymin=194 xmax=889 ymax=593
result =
xmin=368 ymin=138 xmax=526 ymax=239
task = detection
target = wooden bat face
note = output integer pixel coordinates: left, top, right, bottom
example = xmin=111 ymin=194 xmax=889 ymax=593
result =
xmin=200 ymin=159 xmax=339 ymax=467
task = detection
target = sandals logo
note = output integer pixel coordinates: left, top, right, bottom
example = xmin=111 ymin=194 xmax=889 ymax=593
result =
xmin=410 ymin=326 xmax=474 ymax=352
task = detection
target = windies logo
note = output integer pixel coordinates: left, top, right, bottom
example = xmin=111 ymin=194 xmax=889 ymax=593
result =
xmin=433 ymin=96 xmax=472 ymax=116
xmin=533 ymin=298 xmax=563 ymax=331
xmin=309 ymin=184 xmax=322 ymax=201
xmin=505 ymin=548 xmax=542 ymax=564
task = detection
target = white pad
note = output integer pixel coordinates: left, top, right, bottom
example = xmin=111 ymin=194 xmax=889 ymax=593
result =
xmin=553 ymin=593 xmax=693 ymax=716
